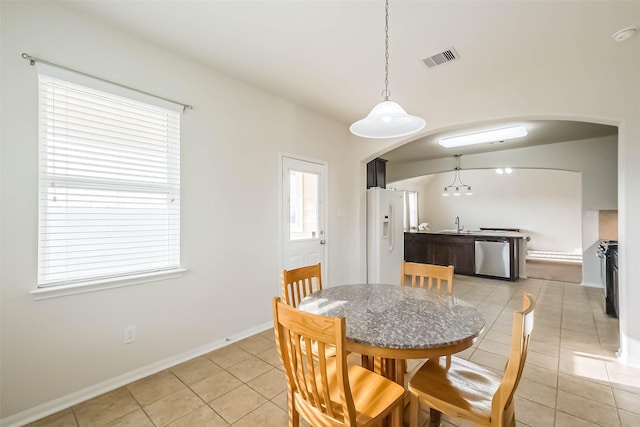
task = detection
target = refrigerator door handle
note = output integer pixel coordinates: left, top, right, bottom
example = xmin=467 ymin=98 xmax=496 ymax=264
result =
xmin=389 ymin=202 xmax=394 ymax=251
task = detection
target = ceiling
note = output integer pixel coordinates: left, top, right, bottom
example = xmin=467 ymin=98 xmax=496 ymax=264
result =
xmin=64 ymin=1 xmax=632 ymax=161
xmin=381 ymin=120 xmax=617 ymax=163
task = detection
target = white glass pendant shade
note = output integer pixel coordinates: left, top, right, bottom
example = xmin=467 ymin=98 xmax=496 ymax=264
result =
xmin=350 ymin=100 xmax=426 ymax=139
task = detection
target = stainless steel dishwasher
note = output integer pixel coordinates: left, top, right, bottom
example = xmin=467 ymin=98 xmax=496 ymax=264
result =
xmin=475 ymin=238 xmax=510 ymax=278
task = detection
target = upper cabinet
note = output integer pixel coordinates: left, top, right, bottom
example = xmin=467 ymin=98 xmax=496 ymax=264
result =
xmin=367 ymin=157 xmax=388 ymax=189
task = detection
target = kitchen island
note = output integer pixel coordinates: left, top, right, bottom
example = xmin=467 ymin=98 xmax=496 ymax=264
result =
xmin=404 ymin=230 xmax=528 ymax=281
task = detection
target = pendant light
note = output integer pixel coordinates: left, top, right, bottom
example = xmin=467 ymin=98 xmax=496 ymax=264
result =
xmin=350 ymin=0 xmax=426 ymax=139
xmin=442 ymin=155 xmax=473 ymax=196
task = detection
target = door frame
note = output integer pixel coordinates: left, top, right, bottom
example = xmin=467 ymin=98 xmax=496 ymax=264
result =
xmin=278 ymin=152 xmax=329 ymax=290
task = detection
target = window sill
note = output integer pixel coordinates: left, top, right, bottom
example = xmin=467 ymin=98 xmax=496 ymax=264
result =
xmin=30 ymin=269 xmax=187 ymax=300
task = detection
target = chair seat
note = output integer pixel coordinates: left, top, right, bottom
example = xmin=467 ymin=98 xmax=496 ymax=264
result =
xmin=296 ymin=360 xmax=406 ymax=426
xmin=408 ymin=294 xmax=534 ymax=427
xmin=409 ymin=356 xmax=502 ymax=426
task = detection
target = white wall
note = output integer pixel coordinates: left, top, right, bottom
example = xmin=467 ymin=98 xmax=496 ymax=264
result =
xmin=392 ymin=169 xmax=583 ymax=254
xmin=0 ymin=1 xmax=366 ymax=421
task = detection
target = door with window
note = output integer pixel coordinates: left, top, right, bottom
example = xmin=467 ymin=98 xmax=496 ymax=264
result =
xmin=282 ymin=156 xmax=326 ymax=278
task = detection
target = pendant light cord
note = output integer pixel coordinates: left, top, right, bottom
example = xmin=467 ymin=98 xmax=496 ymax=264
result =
xmin=383 ymin=0 xmax=390 ymax=101
xmin=348 ymin=0 xmax=426 ymax=138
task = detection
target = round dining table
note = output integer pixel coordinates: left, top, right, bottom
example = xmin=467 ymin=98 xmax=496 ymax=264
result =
xmin=297 ymin=283 xmax=485 ymax=385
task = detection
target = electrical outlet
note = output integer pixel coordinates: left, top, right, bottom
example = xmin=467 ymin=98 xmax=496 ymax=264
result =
xmin=124 ymin=325 xmax=137 ymax=344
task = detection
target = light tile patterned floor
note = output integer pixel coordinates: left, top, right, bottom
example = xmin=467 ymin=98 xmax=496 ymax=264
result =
xmin=27 ymin=276 xmax=640 ymax=427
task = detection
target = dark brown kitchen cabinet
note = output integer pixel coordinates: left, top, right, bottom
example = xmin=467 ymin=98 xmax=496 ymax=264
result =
xmin=404 ymin=232 xmax=423 ymax=263
xmin=405 ymin=232 xmax=521 ymax=280
xmin=404 ymin=233 xmax=475 ymax=275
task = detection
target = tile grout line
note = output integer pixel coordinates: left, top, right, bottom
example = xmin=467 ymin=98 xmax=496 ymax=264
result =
xmin=557 ymin=284 xmax=623 ymax=427
xmin=190 ymin=341 xmax=286 ymax=426
xmin=553 ymin=281 xmax=566 ymax=426
xmin=187 ymin=357 xmax=256 ymax=426
xmin=155 ymin=370 xmax=200 ymax=427
xmin=163 ymin=365 xmax=227 ymax=426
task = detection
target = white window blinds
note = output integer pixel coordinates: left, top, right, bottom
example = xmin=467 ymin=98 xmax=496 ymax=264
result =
xmin=38 ymin=66 xmax=181 ymax=287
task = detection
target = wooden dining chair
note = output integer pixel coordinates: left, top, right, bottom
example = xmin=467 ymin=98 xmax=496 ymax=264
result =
xmin=281 ymin=263 xmax=322 ymax=308
xmin=408 ymin=293 xmax=535 ymax=427
xmin=398 ymin=261 xmax=455 ymax=374
xmin=282 ymin=263 xmax=339 ymax=359
xmin=272 ymin=297 xmax=406 ymax=427
xmin=401 ymin=261 xmax=454 ymax=295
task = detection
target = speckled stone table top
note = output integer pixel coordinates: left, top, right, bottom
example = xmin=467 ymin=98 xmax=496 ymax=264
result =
xmin=298 ymin=284 xmax=485 ymax=350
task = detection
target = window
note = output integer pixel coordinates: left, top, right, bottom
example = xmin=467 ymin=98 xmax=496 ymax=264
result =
xmin=407 ymin=191 xmax=418 ymax=231
xmin=289 ymin=169 xmax=319 ymax=240
xmin=400 ymin=190 xmax=418 ymax=231
xmin=37 ymin=64 xmax=181 ymax=288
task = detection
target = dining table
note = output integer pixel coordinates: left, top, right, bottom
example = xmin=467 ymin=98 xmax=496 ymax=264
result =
xmin=298 ymin=283 xmax=485 ymax=426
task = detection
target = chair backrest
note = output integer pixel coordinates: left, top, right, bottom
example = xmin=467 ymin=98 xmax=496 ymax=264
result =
xmin=281 ymin=263 xmax=322 ymax=308
xmin=491 ymin=293 xmax=535 ymax=426
xmin=272 ymin=297 xmax=356 ymax=426
xmin=400 ymin=261 xmax=454 ymax=295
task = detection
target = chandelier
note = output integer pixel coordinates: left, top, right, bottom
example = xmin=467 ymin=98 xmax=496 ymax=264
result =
xmin=442 ymin=155 xmax=473 ymax=196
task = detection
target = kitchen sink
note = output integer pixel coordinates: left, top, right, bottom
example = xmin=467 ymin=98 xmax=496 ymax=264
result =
xmin=438 ymin=229 xmax=476 ymax=234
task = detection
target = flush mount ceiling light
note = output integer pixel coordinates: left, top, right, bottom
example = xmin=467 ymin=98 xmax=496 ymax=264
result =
xmin=496 ymin=167 xmax=513 ymax=174
xmin=438 ymin=125 xmax=528 ymax=148
xmin=350 ymin=0 xmax=426 ymax=139
xmin=442 ymin=154 xmax=473 ymax=196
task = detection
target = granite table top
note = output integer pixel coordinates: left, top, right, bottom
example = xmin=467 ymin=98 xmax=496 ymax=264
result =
xmin=298 ymin=283 xmax=485 ymax=351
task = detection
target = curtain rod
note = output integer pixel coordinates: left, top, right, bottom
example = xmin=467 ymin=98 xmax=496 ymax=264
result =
xmin=21 ymin=53 xmax=193 ymax=112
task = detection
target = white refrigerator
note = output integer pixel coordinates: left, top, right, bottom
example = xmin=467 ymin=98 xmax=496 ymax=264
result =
xmin=367 ymin=187 xmax=405 ymax=284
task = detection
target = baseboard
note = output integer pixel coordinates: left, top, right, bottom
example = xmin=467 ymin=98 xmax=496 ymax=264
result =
xmin=616 ymin=348 xmax=640 ymax=369
xmin=0 ymin=321 xmax=273 ymax=427
xmin=581 ymin=281 xmax=604 ymax=288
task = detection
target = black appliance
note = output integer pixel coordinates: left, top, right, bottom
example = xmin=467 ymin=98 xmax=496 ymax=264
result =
xmin=366 ymin=158 xmax=387 ymax=189
xmin=597 ymin=240 xmax=618 ymax=318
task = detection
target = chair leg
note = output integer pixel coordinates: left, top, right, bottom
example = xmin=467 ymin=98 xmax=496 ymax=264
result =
xmin=409 ymin=393 xmax=420 ymax=427
xmin=288 ymin=394 xmax=299 ymax=427
xmin=394 ymin=359 xmax=405 ymax=386
xmin=391 ymin=403 xmax=402 ymax=427
xmin=445 ymin=355 xmax=451 ymax=369
xmin=506 ymin=401 xmax=516 ymax=427
xmin=429 ymin=408 xmax=442 ymax=427
xmin=362 ymin=354 xmax=375 ymax=371
xmin=289 ymin=409 xmax=299 ymax=427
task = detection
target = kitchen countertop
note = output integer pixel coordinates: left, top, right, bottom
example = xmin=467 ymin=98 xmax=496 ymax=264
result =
xmin=407 ymin=230 xmax=528 ymax=238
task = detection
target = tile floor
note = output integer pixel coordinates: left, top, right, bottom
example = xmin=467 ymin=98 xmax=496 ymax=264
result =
xmin=27 ymin=276 xmax=640 ymax=427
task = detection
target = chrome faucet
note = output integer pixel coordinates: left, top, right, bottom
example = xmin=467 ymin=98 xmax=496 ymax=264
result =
xmin=455 ymin=216 xmax=462 ymax=233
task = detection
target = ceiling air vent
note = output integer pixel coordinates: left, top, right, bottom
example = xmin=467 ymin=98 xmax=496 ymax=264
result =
xmin=422 ymin=47 xmax=460 ymax=68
